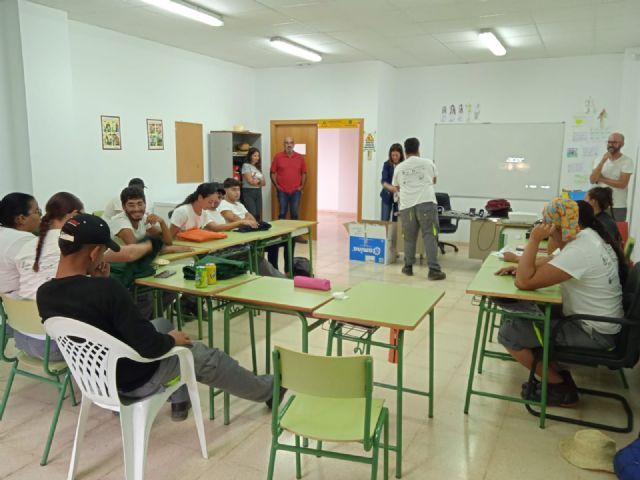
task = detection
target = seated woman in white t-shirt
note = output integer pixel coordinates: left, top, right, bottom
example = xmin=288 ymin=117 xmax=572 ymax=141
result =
xmin=169 ymin=182 xmax=254 ymax=237
xmin=111 ymin=186 xmax=193 ymax=254
xmin=496 ymin=198 xmax=627 ymax=407
xmin=218 ymin=177 xmax=258 ymax=227
xmin=0 ymin=193 xmax=41 ymax=296
xmin=13 ymin=192 xmax=155 ymax=360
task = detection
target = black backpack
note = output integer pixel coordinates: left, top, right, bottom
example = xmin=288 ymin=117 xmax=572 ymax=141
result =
xmin=292 ymin=257 xmax=312 ymax=277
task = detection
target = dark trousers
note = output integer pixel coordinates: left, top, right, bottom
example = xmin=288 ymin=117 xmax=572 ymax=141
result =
xmin=270 ymin=190 xmax=301 ymax=273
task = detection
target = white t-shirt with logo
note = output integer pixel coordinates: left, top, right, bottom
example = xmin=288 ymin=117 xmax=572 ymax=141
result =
xmin=218 ymin=199 xmax=249 ymax=219
xmin=594 ymin=154 xmax=634 ymax=208
xmin=392 ymin=155 xmax=438 ymax=210
xmin=0 ymin=227 xmax=35 ymax=294
xmin=170 ymin=204 xmax=211 ymax=231
xmin=549 ymin=228 xmax=623 ymax=334
xmin=110 ymin=212 xmax=151 ymax=241
xmin=15 ymin=229 xmax=61 ymax=300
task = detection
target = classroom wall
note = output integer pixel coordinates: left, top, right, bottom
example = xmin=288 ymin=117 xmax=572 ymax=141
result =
xmin=0 ymin=0 xmax=32 ymax=193
xmin=255 ymin=61 xmax=385 ymax=220
xmin=11 ymin=0 xmax=257 ymax=212
xmin=391 ymin=54 xmax=628 ymax=242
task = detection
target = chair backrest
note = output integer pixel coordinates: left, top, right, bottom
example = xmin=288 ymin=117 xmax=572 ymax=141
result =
xmin=44 ymin=316 xmax=141 ymax=409
xmin=92 ymin=210 xmax=104 ymax=218
xmin=436 ymin=192 xmax=454 ymax=228
xmin=617 ymin=221 xmax=629 ymax=246
xmin=275 ymin=346 xmax=370 ymax=399
xmin=435 ymin=192 xmax=452 ymax=211
xmin=0 ymin=295 xmax=45 ymax=336
xmin=618 ymin=263 xmax=640 ymax=366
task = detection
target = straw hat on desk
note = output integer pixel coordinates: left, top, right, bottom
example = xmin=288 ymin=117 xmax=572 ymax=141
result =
xmin=559 ymin=429 xmax=616 ymax=473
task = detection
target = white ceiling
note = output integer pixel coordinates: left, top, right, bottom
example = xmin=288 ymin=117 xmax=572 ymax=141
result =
xmin=30 ymin=0 xmax=640 ymax=68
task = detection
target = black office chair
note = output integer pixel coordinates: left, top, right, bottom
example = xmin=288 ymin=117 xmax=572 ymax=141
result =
xmin=525 ymin=263 xmax=640 ymax=433
xmin=435 ymin=192 xmax=459 ymax=254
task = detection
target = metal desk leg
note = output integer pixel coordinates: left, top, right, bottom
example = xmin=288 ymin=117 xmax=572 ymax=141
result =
xmin=296 ymin=312 xmax=309 ymax=353
xmin=478 ymin=302 xmax=493 ymax=374
xmin=223 ymin=303 xmax=232 ymax=425
xmin=287 ymin=234 xmax=294 ymax=278
xmin=464 ymin=296 xmax=486 ymax=414
xmin=395 ymin=330 xmax=405 ymax=479
xmin=265 ymin=311 xmax=272 ymax=374
xmin=197 ymin=297 xmax=203 ymax=340
xmin=539 ymin=304 xmax=551 ymax=428
xmin=307 ymin=226 xmax=314 ymax=276
xmin=428 ymin=310 xmax=434 ymax=419
xmin=206 ymin=297 xmax=215 ymax=420
xmin=249 ymin=309 xmax=257 ymax=374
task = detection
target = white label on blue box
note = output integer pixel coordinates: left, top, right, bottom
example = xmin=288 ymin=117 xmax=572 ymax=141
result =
xmin=349 ymin=236 xmax=386 ymax=264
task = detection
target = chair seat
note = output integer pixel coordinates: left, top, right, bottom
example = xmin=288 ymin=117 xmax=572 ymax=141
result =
xmin=281 ymin=394 xmax=385 ymax=442
xmin=554 ymin=346 xmax=626 ymax=368
xmin=16 ymin=350 xmax=67 ymax=372
xmin=439 ymin=225 xmax=457 ymax=234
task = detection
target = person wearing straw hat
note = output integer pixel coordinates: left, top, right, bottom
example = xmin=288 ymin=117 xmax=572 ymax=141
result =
xmin=560 ymin=429 xmax=616 ymax=473
xmin=495 ymin=198 xmax=628 ymax=406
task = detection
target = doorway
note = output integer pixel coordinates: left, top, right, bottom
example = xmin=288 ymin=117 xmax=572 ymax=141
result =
xmin=270 ymin=118 xmax=364 ymax=242
xmin=317 ymin=126 xmax=360 ymax=242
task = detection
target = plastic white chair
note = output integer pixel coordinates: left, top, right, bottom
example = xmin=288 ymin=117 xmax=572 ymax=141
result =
xmin=44 ymin=316 xmax=208 ymax=480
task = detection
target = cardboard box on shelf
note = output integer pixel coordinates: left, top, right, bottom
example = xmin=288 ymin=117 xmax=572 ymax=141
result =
xmin=345 ymin=221 xmax=397 ymax=265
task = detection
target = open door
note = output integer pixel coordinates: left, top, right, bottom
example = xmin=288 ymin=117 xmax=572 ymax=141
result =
xmin=270 ymin=121 xmax=319 ymax=238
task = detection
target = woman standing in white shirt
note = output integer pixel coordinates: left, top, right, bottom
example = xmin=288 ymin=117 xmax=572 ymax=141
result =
xmin=0 ymin=193 xmax=41 ymax=295
xmin=496 ymin=198 xmax=627 ymax=406
xmin=241 ymin=148 xmax=266 ymax=220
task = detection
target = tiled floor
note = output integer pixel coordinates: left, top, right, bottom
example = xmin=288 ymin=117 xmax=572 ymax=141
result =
xmin=1 ymin=211 xmax=636 ymax=479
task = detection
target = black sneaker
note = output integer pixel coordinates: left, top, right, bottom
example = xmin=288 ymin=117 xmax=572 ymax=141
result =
xmin=401 ymin=266 xmax=413 ymax=276
xmin=266 ymin=387 xmax=287 ymax=410
xmin=428 ymin=270 xmax=446 ymax=281
xmin=521 ymin=379 xmax=579 ymax=407
xmin=171 ymin=400 xmax=191 ymax=422
xmin=520 ymin=377 xmax=540 ymax=399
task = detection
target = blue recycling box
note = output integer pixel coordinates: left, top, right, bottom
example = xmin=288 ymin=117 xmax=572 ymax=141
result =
xmin=346 ymin=221 xmax=396 ymax=264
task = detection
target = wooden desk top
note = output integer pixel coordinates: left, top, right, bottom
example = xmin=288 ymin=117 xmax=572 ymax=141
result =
xmin=135 ymin=269 xmax=259 ymax=296
xmin=214 ymin=276 xmax=337 ymax=313
xmin=313 ymin=281 xmax=445 ymax=331
xmin=466 ymin=257 xmax=562 ymax=304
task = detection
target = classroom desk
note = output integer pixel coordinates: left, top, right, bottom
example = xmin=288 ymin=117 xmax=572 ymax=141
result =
xmin=463 ymin=256 xmax=562 ymax=429
xmin=313 ymin=281 xmax=445 ymax=479
xmin=166 ymin=219 xmax=316 ymax=275
xmin=135 ymin=269 xmax=260 ymax=419
xmin=214 ymin=276 xmax=339 ymax=424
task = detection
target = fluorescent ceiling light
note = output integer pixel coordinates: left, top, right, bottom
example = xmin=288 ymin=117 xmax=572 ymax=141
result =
xmin=141 ymin=0 xmax=223 ymax=27
xmin=270 ymin=37 xmax=322 ymax=63
xmin=479 ymin=31 xmax=506 ymax=56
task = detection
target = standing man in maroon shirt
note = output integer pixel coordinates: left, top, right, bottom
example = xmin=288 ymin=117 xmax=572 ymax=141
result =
xmin=268 ymin=137 xmax=308 ymax=271
xmin=271 ymin=136 xmax=307 ymax=221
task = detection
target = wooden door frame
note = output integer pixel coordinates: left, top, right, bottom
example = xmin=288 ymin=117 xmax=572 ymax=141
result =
xmin=269 ymin=119 xmax=364 ymax=222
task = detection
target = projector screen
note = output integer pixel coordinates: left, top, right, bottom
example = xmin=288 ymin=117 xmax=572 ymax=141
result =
xmin=433 ymin=122 xmax=565 ymax=201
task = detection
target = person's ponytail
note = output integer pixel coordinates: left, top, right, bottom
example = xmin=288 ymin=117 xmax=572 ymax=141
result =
xmin=577 ymin=200 xmax=627 ymax=285
xmin=33 ymin=192 xmax=84 ymax=272
xmin=172 ymin=182 xmax=218 ymax=214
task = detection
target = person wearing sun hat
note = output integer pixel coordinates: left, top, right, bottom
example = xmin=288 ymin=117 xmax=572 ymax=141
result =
xmin=560 ymin=429 xmax=616 ymax=473
xmin=495 ymin=197 xmax=628 ymax=406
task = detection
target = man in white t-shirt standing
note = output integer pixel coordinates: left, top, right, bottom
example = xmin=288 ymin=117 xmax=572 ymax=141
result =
xmin=590 ymin=132 xmax=634 ymax=220
xmin=392 ymin=138 xmax=445 ymax=280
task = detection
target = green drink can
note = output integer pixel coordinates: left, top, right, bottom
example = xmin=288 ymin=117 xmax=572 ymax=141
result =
xmin=195 ymin=265 xmax=208 ymax=288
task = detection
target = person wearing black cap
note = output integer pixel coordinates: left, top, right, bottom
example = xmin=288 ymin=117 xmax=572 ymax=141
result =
xmin=37 ymin=214 xmax=275 ymax=421
xmin=103 ymin=178 xmax=150 ymax=221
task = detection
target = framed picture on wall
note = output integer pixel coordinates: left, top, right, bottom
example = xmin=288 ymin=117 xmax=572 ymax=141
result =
xmin=146 ymin=118 xmax=164 ymax=150
xmin=101 ymin=115 xmax=121 ymax=150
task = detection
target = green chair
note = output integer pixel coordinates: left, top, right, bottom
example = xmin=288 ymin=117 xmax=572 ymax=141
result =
xmin=92 ymin=210 xmax=104 ymax=217
xmin=0 ymin=295 xmax=77 ymax=465
xmin=267 ymin=346 xmax=389 ymax=480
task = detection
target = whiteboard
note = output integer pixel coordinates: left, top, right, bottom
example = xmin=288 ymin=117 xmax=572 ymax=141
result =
xmin=433 ymin=122 xmax=565 ymax=201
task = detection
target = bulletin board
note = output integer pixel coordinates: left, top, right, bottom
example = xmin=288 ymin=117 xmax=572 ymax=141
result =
xmin=175 ymin=121 xmax=204 ymax=183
